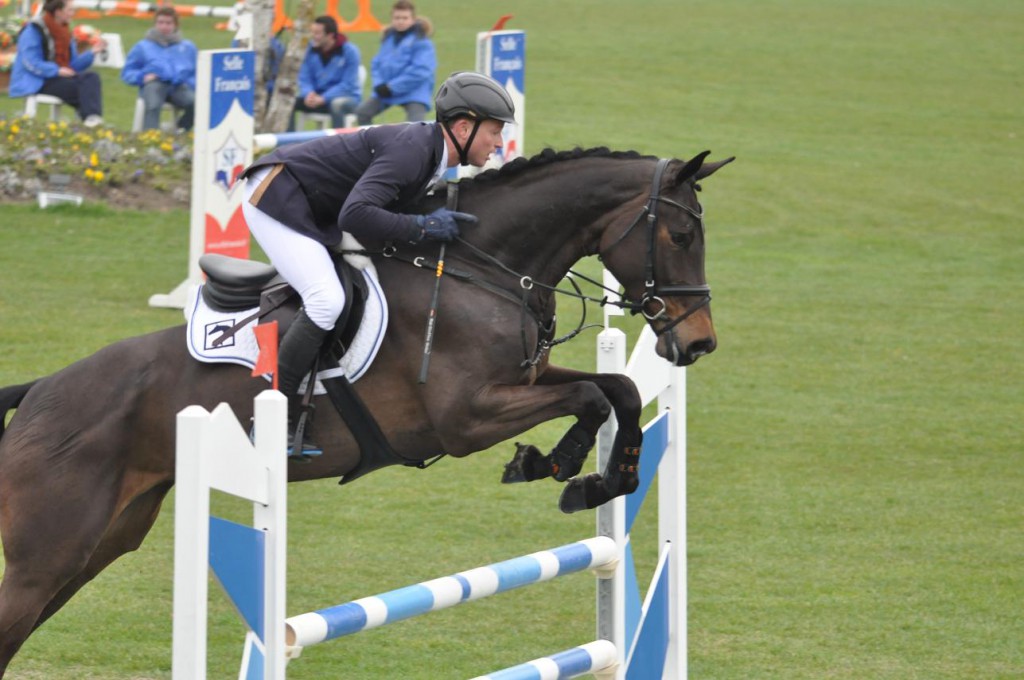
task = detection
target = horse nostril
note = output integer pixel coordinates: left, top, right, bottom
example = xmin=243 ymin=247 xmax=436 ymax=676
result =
xmin=686 ymin=338 xmax=716 ymax=359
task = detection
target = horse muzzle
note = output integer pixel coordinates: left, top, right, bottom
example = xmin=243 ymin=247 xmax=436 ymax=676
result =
xmin=645 ymin=293 xmax=716 ymax=366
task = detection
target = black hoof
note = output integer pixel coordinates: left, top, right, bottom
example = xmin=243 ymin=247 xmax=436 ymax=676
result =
xmin=558 ymin=473 xmax=612 ymax=513
xmin=502 ymin=443 xmax=550 ymax=484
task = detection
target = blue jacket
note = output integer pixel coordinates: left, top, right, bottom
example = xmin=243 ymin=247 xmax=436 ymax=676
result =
xmin=121 ymin=33 xmax=197 ymax=89
xmin=9 ymin=19 xmax=96 ymax=98
xmin=298 ymin=38 xmax=361 ymax=103
xmin=370 ymin=20 xmax=436 ymax=108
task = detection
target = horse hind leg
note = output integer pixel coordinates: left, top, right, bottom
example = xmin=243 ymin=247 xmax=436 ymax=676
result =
xmin=32 ymin=482 xmax=172 ymax=632
xmin=0 ymin=475 xmax=169 ymax=675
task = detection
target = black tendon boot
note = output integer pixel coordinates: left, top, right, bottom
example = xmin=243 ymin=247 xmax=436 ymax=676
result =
xmin=277 ymin=310 xmax=330 ymax=457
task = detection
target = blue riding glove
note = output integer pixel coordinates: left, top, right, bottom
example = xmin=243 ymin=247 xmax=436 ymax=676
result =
xmin=415 ymin=208 xmax=479 ymax=242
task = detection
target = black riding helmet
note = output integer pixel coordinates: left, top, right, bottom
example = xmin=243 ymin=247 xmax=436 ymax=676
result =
xmin=435 ymin=71 xmax=516 ymax=166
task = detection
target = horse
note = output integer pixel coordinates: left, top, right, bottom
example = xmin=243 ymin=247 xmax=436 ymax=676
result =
xmin=0 ymin=147 xmax=732 ymax=674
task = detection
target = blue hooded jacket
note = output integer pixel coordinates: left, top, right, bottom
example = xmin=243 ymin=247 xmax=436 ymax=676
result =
xmin=369 ymin=19 xmax=435 ymax=109
xmin=298 ymin=37 xmax=362 ymax=103
xmin=121 ymin=30 xmax=197 ymax=90
xmin=9 ymin=18 xmax=96 ymax=98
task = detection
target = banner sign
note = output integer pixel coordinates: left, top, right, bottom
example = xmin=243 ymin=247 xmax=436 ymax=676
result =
xmin=151 ymin=49 xmax=254 ymax=308
xmin=475 ymin=29 xmax=525 ymax=166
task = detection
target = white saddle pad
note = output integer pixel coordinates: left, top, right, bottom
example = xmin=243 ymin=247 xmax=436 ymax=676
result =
xmin=184 ymin=263 xmax=388 ymax=391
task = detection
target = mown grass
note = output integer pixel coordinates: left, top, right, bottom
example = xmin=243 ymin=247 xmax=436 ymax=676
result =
xmin=1 ymin=0 xmax=1023 ymax=678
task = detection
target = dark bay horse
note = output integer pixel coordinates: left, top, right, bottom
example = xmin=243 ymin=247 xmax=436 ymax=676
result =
xmin=0 ymin=147 xmax=731 ymax=674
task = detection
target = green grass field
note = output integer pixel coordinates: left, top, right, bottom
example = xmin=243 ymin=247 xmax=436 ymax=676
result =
xmin=1 ymin=0 xmax=1022 ymax=678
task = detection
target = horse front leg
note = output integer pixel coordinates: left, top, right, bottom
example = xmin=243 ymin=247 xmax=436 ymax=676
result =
xmin=526 ymin=366 xmax=644 ymax=513
xmin=431 ymin=379 xmax=612 ymax=511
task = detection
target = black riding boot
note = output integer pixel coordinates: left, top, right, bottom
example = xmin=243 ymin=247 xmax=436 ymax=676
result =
xmin=277 ymin=309 xmax=329 ymax=456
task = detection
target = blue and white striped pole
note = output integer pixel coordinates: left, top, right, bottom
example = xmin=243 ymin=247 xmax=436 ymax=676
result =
xmin=253 ymin=127 xmax=359 ymax=151
xmin=469 ymin=640 xmax=618 ymax=680
xmin=285 ymin=537 xmax=617 ymax=649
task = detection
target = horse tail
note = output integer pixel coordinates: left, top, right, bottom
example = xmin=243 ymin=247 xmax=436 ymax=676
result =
xmin=0 ymin=381 xmax=37 ymax=438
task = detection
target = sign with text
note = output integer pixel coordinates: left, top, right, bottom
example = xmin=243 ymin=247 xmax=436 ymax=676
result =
xmin=151 ymin=49 xmax=254 ymax=308
xmin=475 ymin=29 xmax=525 ymax=168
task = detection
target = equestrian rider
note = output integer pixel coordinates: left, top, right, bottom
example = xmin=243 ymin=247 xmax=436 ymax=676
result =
xmin=241 ymin=71 xmax=516 ymax=455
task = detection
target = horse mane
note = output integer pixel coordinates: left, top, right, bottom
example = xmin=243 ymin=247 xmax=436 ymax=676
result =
xmin=466 ymin=147 xmax=657 ymax=185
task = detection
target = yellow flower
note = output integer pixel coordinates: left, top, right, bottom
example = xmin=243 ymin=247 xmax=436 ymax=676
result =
xmin=85 ymin=168 xmax=95 ymax=179
xmin=160 ymin=142 xmax=173 ymax=152
xmin=90 ymin=152 xmax=99 ymax=167
xmin=10 ymin=123 xmax=19 ymax=134
xmin=93 ymin=170 xmax=105 ymax=182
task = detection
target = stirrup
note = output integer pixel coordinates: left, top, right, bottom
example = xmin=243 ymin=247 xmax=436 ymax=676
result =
xmin=287 ymin=410 xmax=323 ymax=460
xmin=248 ymin=416 xmax=323 ymax=459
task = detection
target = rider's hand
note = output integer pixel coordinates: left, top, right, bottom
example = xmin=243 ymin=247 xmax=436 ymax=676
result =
xmin=415 ymin=208 xmax=478 ymax=242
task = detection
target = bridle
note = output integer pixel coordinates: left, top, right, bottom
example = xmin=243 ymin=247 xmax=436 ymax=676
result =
xmin=601 ymin=157 xmax=712 ymax=337
xmin=354 ymin=157 xmax=713 ymax=366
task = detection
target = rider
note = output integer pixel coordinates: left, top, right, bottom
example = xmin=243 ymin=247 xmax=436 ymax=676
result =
xmin=241 ymin=71 xmax=516 ymax=456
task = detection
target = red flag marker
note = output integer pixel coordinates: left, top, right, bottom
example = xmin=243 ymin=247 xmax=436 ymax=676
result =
xmin=251 ymin=321 xmax=279 ymax=390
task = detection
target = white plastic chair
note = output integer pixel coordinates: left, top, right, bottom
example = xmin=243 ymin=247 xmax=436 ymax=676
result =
xmin=131 ymin=97 xmax=185 ymax=132
xmin=24 ymin=94 xmax=67 ymax=121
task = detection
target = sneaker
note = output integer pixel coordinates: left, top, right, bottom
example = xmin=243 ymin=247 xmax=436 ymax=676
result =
xmin=83 ymin=115 xmax=103 ymax=128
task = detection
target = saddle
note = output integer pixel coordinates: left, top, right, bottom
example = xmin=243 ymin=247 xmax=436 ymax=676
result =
xmin=199 ymin=252 xmax=367 ymax=362
xmin=197 ymin=252 xmax=408 ymax=484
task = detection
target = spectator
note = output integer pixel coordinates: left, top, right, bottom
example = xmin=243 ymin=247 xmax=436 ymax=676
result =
xmin=292 ymin=16 xmax=361 ymax=130
xmin=121 ymin=7 xmax=196 ymax=131
xmin=354 ymin=0 xmax=435 ymax=126
xmin=9 ymin=0 xmax=106 ymax=127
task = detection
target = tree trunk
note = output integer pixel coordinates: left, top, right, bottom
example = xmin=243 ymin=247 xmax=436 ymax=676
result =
xmin=244 ymin=0 xmax=274 ymax=124
xmin=262 ymin=0 xmax=316 ymax=133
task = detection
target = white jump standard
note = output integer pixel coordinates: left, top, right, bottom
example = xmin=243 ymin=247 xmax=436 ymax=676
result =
xmin=172 ymin=325 xmax=686 ymax=679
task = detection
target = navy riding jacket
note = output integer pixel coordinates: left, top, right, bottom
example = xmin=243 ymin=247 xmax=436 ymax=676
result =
xmin=244 ymin=122 xmax=445 ymax=247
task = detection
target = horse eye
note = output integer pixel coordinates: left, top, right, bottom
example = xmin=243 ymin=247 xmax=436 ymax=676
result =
xmin=670 ymin=231 xmax=693 ymax=248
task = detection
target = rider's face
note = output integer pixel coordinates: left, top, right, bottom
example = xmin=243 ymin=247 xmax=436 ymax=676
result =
xmin=465 ymin=120 xmax=505 ymax=166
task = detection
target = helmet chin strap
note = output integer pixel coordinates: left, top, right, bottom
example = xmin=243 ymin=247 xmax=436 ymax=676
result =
xmin=443 ymin=119 xmax=483 ymax=166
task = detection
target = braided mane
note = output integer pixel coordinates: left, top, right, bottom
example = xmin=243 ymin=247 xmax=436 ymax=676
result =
xmin=467 ymin=147 xmax=656 ymax=184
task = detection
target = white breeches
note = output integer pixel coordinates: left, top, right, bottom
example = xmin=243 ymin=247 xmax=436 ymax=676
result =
xmin=242 ymin=166 xmax=345 ymax=331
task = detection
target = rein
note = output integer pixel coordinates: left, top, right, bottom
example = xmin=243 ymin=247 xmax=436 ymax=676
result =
xmin=340 ymin=157 xmax=712 ymax=363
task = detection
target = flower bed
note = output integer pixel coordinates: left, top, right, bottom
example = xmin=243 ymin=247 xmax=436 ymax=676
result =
xmin=0 ymin=115 xmax=193 ymax=207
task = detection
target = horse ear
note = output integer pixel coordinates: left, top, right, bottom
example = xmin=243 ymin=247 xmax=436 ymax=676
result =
xmin=675 ymin=151 xmax=735 ymax=184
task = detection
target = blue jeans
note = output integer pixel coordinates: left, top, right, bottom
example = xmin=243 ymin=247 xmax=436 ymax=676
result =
xmin=141 ymin=80 xmax=195 ymax=131
xmin=291 ymin=95 xmax=358 ymax=130
xmin=354 ymin=97 xmax=428 ymax=126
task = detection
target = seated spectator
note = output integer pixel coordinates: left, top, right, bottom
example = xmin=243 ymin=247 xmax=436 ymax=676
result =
xmin=121 ymin=7 xmax=196 ymax=131
xmin=355 ymin=0 xmax=435 ymax=126
xmin=9 ymin=0 xmax=106 ymax=127
xmin=291 ymin=16 xmax=361 ymax=130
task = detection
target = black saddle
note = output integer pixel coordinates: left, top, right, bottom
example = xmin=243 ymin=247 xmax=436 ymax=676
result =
xmin=196 ymin=252 xmax=412 ymax=484
xmin=198 ymin=252 xmax=368 ymax=361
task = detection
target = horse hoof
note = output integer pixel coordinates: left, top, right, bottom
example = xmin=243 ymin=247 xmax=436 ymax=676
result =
xmin=501 ymin=443 xmax=549 ymax=484
xmin=558 ymin=473 xmax=607 ymax=514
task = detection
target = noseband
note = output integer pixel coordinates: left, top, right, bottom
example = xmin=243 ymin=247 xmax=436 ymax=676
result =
xmin=603 ymin=158 xmax=712 ymax=336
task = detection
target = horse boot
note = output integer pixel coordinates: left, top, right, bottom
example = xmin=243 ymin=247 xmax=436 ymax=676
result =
xmin=277 ymin=309 xmax=329 ymax=458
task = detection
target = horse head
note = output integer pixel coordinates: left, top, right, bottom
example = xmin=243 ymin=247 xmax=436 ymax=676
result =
xmin=599 ymin=151 xmax=734 ymax=366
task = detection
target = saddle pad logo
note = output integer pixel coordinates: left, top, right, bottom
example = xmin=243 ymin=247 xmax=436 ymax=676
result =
xmin=204 ymin=320 xmax=236 ymax=350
